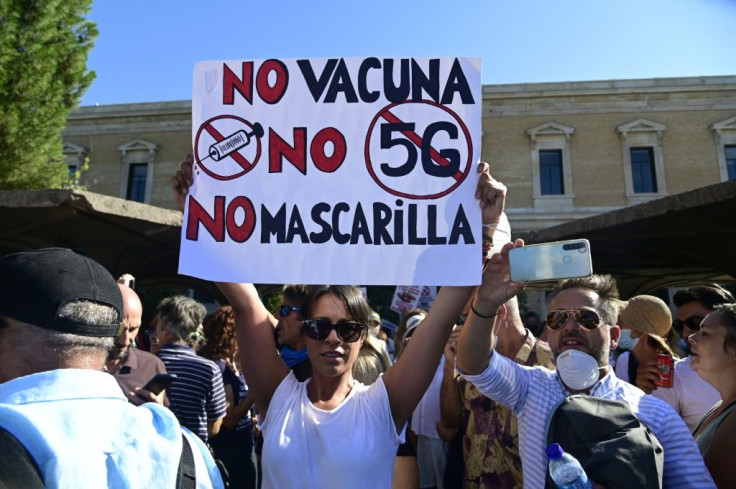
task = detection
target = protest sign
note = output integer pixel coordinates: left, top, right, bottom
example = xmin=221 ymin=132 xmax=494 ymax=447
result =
xmin=390 ymin=285 xmax=422 ymax=314
xmin=179 ymin=57 xmax=482 ymax=285
xmin=390 ymin=285 xmax=437 ymax=314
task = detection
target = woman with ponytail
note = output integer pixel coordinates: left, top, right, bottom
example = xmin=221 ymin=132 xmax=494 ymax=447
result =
xmin=151 ymin=295 xmax=227 ymax=443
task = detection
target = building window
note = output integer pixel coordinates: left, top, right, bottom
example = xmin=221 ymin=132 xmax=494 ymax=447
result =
xmin=126 ymin=163 xmax=148 ymax=202
xmin=526 ymin=122 xmax=575 ymax=209
xmin=118 ymin=139 xmax=158 ymax=204
xmin=726 ymin=145 xmax=736 ymax=181
xmin=630 ymin=147 xmax=657 ymax=193
xmin=617 ymin=119 xmax=667 ymax=204
xmin=62 ymin=142 xmax=86 ymax=183
xmin=539 ymin=149 xmax=564 ymax=195
xmin=712 ymin=117 xmax=736 ymax=182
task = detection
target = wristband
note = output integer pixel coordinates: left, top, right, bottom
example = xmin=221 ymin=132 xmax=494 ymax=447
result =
xmin=483 ymin=223 xmax=510 ymax=238
xmin=471 ymin=301 xmax=498 ymax=319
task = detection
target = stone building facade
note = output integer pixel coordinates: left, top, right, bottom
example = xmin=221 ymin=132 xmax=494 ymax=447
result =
xmin=61 ymin=75 xmax=736 ymax=317
xmin=63 ymin=75 xmax=736 ymax=233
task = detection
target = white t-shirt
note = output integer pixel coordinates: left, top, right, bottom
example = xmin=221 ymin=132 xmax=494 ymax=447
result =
xmin=411 ymin=356 xmax=444 ymax=438
xmin=615 ymin=352 xmax=721 ymax=432
xmin=260 ymin=372 xmax=403 ymax=489
xmin=653 ymin=356 xmax=721 ymax=432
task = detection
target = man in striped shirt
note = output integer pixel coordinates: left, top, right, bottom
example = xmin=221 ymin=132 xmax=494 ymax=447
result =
xmin=152 ymin=296 xmax=227 ymax=442
xmin=457 ymin=243 xmax=716 ymax=488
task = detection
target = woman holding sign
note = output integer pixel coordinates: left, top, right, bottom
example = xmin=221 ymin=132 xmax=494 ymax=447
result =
xmin=171 ymin=155 xmax=509 ymax=488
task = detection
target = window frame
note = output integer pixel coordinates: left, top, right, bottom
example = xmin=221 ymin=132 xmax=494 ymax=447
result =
xmin=629 ymin=146 xmax=658 ymax=193
xmin=527 ymin=122 xmax=575 ymax=209
xmin=126 ymin=163 xmax=149 ymax=202
xmin=617 ymin=119 xmax=667 ymax=204
xmin=118 ymin=139 xmax=158 ymax=204
xmin=62 ymin=142 xmax=86 ymax=181
xmin=711 ymin=116 xmax=736 ymax=182
xmin=539 ymin=149 xmax=565 ymax=195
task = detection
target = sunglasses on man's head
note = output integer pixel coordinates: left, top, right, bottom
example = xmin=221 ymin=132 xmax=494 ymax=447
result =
xmin=278 ymin=305 xmax=301 ymax=318
xmin=672 ymin=316 xmax=704 ymax=335
xmin=303 ymin=318 xmax=365 ymax=343
xmin=546 ymin=309 xmax=602 ymax=331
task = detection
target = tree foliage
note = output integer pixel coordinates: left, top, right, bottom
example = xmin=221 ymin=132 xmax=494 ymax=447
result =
xmin=0 ymin=0 xmax=97 ymax=189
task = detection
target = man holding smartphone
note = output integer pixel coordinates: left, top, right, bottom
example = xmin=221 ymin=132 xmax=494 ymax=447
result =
xmin=106 ymin=282 xmax=168 ymax=406
xmin=455 ymin=244 xmax=715 ymax=488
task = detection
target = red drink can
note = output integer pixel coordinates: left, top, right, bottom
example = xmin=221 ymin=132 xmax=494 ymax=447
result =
xmin=655 ymin=353 xmax=674 ymax=388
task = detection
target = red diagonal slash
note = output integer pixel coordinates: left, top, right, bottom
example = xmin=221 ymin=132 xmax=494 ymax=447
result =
xmin=380 ymin=110 xmax=463 ymax=181
xmin=204 ymin=123 xmax=253 ymax=171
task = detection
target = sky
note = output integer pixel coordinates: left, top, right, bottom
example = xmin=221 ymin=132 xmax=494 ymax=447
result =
xmin=80 ymin=0 xmax=736 ymax=107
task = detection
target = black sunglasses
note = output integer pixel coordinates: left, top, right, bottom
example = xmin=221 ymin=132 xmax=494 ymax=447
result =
xmin=546 ymin=309 xmax=602 ymax=331
xmin=278 ymin=305 xmax=301 ymax=318
xmin=303 ymin=318 xmax=365 ymax=343
xmin=672 ymin=316 xmax=704 ymax=335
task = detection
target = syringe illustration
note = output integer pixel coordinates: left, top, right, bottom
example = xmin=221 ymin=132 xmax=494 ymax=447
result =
xmin=206 ymin=122 xmax=264 ymax=161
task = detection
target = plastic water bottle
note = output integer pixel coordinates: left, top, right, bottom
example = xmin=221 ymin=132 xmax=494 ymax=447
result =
xmin=546 ymin=443 xmax=593 ymax=489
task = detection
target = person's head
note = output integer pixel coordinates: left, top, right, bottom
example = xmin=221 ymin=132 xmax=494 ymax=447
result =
xmin=368 ymin=310 xmax=382 ymax=336
xmin=524 ymin=310 xmax=545 ymax=338
xmin=108 ymin=283 xmax=144 ymax=364
xmin=199 ymin=305 xmax=237 ymax=362
xmin=117 ymin=273 xmax=135 ymax=290
xmin=301 ymin=285 xmax=371 ymax=379
xmin=151 ymin=296 xmax=207 ymax=350
xmin=352 ymin=335 xmax=391 ymax=385
xmin=617 ymin=295 xmax=673 ymax=354
xmin=395 ymin=308 xmax=427 ymax=359
xmin=546 ymin=274 xmax=621 ymax=367
xmin=0 ymin=248 xmax=122 ymax=382
xmin=276 ymin=284 xmax=311 ymax=349
xmin=673 ymin=284 xmax=735 ymax=354
xmin=525 ymin=311 xmax=539 ymax=326
xmin=689 ymin=304 xmax=736 ymax=385
xmin=498 ymin=296 xmax=523 ymax=329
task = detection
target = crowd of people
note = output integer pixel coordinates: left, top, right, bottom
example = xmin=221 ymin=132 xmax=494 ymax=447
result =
xmin=0 ymin=160 xmax=733 ymax=488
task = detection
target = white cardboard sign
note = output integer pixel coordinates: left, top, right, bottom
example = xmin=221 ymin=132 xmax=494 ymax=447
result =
xmin=179 ymin=57 xmax=482 ymax=285
xmin=390 ymin=285 xmax=437 ymax=314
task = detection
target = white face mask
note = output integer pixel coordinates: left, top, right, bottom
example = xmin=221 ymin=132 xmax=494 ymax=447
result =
xmin=556 ymin=349 xmax=600 ymax=391
xmin=617 ymin=330 xmax=639 ymax=351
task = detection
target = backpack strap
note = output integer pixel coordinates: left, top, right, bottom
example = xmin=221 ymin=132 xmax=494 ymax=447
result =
xmin=0 ymin=427 xmax=45 ymax=489
xmin=176 ymin=433 xmax=197 ymax=489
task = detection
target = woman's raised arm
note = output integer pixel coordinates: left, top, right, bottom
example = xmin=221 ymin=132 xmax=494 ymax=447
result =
xmin=171 ymin=156 xmax=289 ymax=416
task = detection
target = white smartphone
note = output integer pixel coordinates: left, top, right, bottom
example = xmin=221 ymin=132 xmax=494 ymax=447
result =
xmin=509 ymin=239 xmax=593 ymax=282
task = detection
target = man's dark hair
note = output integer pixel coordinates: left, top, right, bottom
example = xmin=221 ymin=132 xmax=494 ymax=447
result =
xmin=672 ymin=284 xmax=735 ymax=311
xmin=282 ymin=284 xmax=313 ymax=312
xmin=552 ymin=274 xmax=620 ymax=325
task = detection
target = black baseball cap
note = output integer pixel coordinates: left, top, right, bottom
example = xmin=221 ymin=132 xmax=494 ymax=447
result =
xmin=0 ymin=248 xmax=123 ymax=337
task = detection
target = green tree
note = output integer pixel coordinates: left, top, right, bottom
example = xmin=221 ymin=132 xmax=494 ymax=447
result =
xmin=0 ymin=0 xmax=97 ymax=189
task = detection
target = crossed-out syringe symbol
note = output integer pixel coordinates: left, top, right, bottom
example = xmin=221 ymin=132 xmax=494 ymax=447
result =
xmin=202 ymin=122 xmax=264 ymax=162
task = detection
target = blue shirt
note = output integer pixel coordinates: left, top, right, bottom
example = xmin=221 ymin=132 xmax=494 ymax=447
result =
xmin=0 ymin=368 xmax=224 ymax=489
xmin=460 ymin=352 xmax=716 ymax=489
xmin=157 ymin=344 xmax=227 ymax=441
